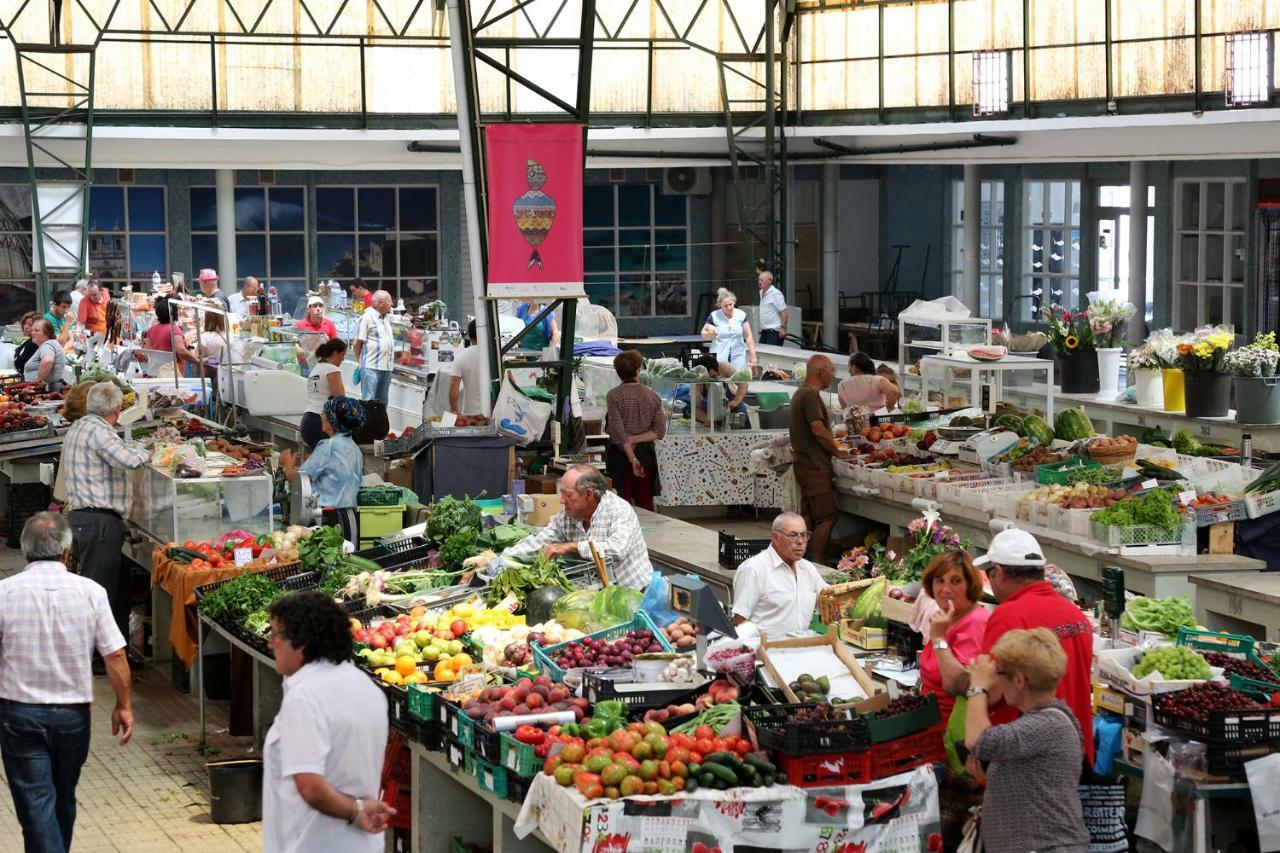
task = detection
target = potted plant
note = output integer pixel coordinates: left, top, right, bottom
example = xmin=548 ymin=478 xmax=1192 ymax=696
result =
xmin=1147 ymin=328 xmax=1188 ymax=412
xmin=1128 ymin=341 xmax=1164 ymax=408
xmin=1042 ymin=303 xmax=1098 ymax=394
xmin=1175 ymin=326 xmax=1234 ymax=418
xmin=1086 ymin=295 xmax=1137 ymax=397
xmin=1226 ymin=332 xmax=1280 ymax=424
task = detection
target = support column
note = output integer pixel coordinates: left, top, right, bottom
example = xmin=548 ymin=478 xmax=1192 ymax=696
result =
xmin=822 ymin=164 xmax=839 ymax=348
xmin=1127 ymin=160 xmax=1149 ymax=345
xmin=215 ymin=170 xmax=237 ymax=290
xmin=963 ymin=164 xmax=981 ymax=313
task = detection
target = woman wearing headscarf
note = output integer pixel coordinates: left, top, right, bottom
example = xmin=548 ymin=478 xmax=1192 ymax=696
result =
xmin=280 ymin=396 xmax=365 ymax=542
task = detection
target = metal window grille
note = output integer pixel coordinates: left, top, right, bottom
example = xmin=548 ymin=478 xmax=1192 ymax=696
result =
xmin=1227 ymin=31 xmax=1272 ymax=107
xmin=973 ymin=51 xmax=1010 ymax=116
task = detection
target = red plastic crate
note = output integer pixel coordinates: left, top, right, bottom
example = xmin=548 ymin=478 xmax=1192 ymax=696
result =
xmin=870 ymin=724 xmax=946 ymax=780
xmin=382 ymin=730 xmax=412 ymax=787
xmin=381 ymin=780 xmax=412 ymax=830
xmin=775 ymin=748 xmax=873 ymax=788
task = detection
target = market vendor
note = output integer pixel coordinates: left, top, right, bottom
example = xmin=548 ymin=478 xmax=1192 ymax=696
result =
xmin=64 ymin=382 xmax=151 ymax=658
xmin=731 ymin=512 xmax=827 ymax=639
xmin=673 ymin=354 xmax=748 ymax=426
xmin=838 ymin=352 xmax=900 ymax=412
xmin=77 ymin=280 xmax=110 ymax=336
xmin=515 ymin=299 xmax=559 ymax=350
xmin=447 ymin=320 xmax=490 ymax=418
xmin=12 ymin=312 xmax=38 ymax=375
xmin=701 ymin=288 xmax=757 ymax=369
xmin=45 ymin=289 xmax=74 ymax=348
xmin=302 ymin=339 xmax=348 ymax=450
xmin=295 ymin=295 xmax=339 ymax=340
xmin=280 ymin=396 xmax=365 ymax=542
xmin=604 ymin=349 xmax=666 ymax=511
xmin=789 ymin=354 xmax=850 ymax=563
xmin=227 ymin=275 xmax=260 ymax=317
xmin=500 ymin=465 xmax=651 ymax=589
xmin=24 ymin=319 xmax=67 ymax=390
xmin=347 ymin=278 xmax=372 ymax=310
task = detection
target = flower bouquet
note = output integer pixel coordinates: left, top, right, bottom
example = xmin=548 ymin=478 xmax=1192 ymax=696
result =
xmin=1128 ymin=340 xmax=1164 ymax=407
xmin=1086 ymin=295 xmax=1137 ymax=394
xmin=1176 ymin=326 xmax=1235 ymax=417
xmin=1042 ymin=303 xmax=1098 ymax=393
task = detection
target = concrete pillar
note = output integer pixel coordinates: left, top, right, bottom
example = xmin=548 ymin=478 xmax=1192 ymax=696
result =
xmin=822 ymin=164 xmax=839 ymax=348
xmin=1128 ymin=160 xmax=1149 ymax=345
xmin=963 ymin=164 xmax=981 ymax=313
xmin=215 ymin=170 xmax=237 ymax=291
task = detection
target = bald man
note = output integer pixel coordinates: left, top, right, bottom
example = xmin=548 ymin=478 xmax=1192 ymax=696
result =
xmin=732 ymin=512 xmax=828 ymax=639
xmin=227 ymin=276 xmax=260 ymax=317
xmin=788 ymin=355 xmax=849 ymax=563
xmin=351 ymin=289 xmax=395 ymax=404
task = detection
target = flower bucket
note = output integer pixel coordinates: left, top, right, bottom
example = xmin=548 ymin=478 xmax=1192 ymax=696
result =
xmin=1096 ymin=348 xmax=1123 ymax=396
xmin=1162 ymin=368 xmax=1185 ymax=412
xmin=1133 ymin=369 xmax=1164 ymax=408
xmin=1183 ymin=372 xmax=1230 ymax=418
xmin=1234 ymin=376 xmax=1280 ymax=424
xmin=1059 ymin=350 xmax=1100 ymax=395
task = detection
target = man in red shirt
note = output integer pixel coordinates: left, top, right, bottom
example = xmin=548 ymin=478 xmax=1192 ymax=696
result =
xmin=970 ymin=529 xmax=1095 ymax=761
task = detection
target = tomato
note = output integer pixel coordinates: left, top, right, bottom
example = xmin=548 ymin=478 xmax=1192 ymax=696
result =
xmin=694 ymin=738 xmax=714 ymax=756
xmin=734 ymin=740 xmax=752 ymax=756
xmin=694 ymin=725 xmax=713 ymax=741
xmin=723 ymin=735 xmax=739 ymax=751
xmin=183 ymin=541 xmax=197 ymax=550
xmin=710 ymin=738 xmax=727 ymax=754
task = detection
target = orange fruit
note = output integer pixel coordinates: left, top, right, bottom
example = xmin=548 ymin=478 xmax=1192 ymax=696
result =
xmin=395 ymin=655 xmax=417 ymax=678
xmin=434 ymin=661 xmax=456 ymax=681
xmin=450 ymin=652 xmax=473 ymax=670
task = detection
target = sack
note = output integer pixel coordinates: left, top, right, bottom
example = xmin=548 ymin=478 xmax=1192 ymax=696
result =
xmin=351 ymin=400 xmax=389 ymax=446
xmin=957 ymin=806 xmax=983 ymax=853
xmin=492 ymin=372 xmax=553 ymax=447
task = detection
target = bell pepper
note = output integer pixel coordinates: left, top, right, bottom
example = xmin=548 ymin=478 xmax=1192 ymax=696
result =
xmin=585 ymin=718 xmax=610 ymax=740
xmin=514 ymin=725 xmax=545 ymax=745
xmin=560 ymin=723 xmax=580 ymax=738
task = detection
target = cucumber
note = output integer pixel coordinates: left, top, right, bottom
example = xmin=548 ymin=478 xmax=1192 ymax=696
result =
xmin=743 ymin=753 xmax=775 ymax=774
xmin=702 ymin=762 xmax=739 ymax=786
xmin=342 ymin=555 xmax=384 ymax=573
xmin=683 ymin=778 xmax=698 ymax=793
xmin=760 ymin=772 xmax=775 ymax=787
xmin=704 ymin=752 xmax=741 ymax=769
xmin=688 ymin=762 xmax=700 ymax=776
xmin=699 ymin=772 xmax=714 ymax=787
xmin=167 ymin=546 xmax=206 ymax=563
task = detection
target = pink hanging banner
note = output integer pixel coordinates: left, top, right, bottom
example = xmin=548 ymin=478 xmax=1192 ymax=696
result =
xmin=485 ymin=123 xmax=584 ymax=298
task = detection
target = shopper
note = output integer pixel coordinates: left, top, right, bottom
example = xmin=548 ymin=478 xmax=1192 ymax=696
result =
xmin=918 ymin=549 xmax=990 ymax=850
xmin=701 ymin=288 xmax=757 ymax=369
xmin=262 ymin=591 xmax=392 ymax=853
xmin=197 ymin=310 xmax=228 ymax=365
xmin=447 ymin=320 xmax=490 ymax=418
xmin=44 ymin=290 xmax=73 ymax=347
xmin=64 ymin=383 xmax=151 ymax=648
xmin=351 ymin=289 xmax=395 ymax=405
xmin=838 ymin=352 xmax=900 ymax=412
xmin=964 ymin=528 xmax=1095 ymax=761
xmin=24 ymin=319 xmax=67 ymax=390
xmin=195 ymin=268 xmax=230 ymax=310
xmin=295 ymin=295 xmax=339 ymax=340
xmin=347 ymin=278 xmax=372 ymax=310
xmin=12 ymin=312 xmax=38 ymax=376
xmin=501 ymin=465 xmax=652 ymax=589
xmin=280 ymin=396 xmax=365 ymax=542
xmin=731 ymin=512 xmax=827 ymax=639
xmin=0 ymin=512 xmax=134 ymax=853
xmin=226 ymin=275 xmax=260 ymax=317
xmin=515 ymin=299 xmax=559 ymax=351
xmin=672 ymin=354 xmax=748 ymax=427
xmin=142 ymin=296 xmax=194 ymax=376
xmin=68 ymin=279 xmax=88 ymax=322
xmin=604 ymin=349 xmax=666 ymax=511
xmin=788 ymin=354 xmax=848 ymax=563
xmin=301 ymin=339 xmax=347 ymax=450
xmin=964 ymin=628 xmax=1089 ymax=853
xmin=756 ymin=271 xmax=788 ymax=346
xmin=77 ymin=280 xmax=110 ymax=336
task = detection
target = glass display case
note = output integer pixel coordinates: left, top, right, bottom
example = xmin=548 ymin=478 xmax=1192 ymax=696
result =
xmin=130 ymin=464 xmax=274 ymax=544
xmin=898 ymin=316 xmax=992 ymax=374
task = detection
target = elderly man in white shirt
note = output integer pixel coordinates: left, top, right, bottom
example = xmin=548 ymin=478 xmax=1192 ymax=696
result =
xmin=756 ymin=270 xmax=789 ymax=346
xmin=732 ymin=512 xmax=828 ymax=639
xmin=350 ymin=289 xmax=395 ymax=405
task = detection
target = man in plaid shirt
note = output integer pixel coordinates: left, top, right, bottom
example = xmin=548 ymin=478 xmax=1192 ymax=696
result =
xmin=0 ymin=512 xmax=133 ymax=852
xmin=501 ymin=466 xmax=653 ymax=589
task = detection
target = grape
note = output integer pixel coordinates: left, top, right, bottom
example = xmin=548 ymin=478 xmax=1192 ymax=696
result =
xmin=1132 ymin=646 xmax=1211 ymax=680
xmin=1202 ymin=651 xmax=1277 ymax=683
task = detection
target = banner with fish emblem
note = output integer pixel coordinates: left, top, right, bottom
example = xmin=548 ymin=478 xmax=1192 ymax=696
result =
xmin=485 ymin=123 xmax=584 ymax=298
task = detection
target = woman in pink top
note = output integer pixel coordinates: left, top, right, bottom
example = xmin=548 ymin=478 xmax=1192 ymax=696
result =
xmin=142 ymin=296 xmax=194 ymax=376
xmin=837 ymin=352 xmax=900 ymax=411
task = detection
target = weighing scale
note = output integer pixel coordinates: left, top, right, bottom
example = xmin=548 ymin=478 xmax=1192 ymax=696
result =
xmin=957 ymin=429 xmax=1022 ymax=465
xmin=667 ymin=575 xmax=737 ymax=671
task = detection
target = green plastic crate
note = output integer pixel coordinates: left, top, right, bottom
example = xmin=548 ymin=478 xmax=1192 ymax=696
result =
xmin=358 ymin=485 xmax=406 ymax=506
xmin=407 ymin=684 xmax=436 ymax=722
xmin=1176 ymin=626 xmax=1256 ymax=656
xmin=1229 ymin=672 xmax=1280 ymax=700
xmin=1037 ymin=457 xmax=1101 ymax=485
xmin=466 ymin=752 xmax=509 ymax=798
xmin=864 ymin=692 xmax=942 ymax=743
xmin=358 ymin=504 xmax=406 ymax=542
xmin=499 ymin=732 xmax=543 ymax=779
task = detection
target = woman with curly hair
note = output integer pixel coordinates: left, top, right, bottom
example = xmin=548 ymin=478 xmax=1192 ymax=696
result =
xmin=280 ymin=396 xmax=365 ymax=541
xmin=263 ymin=591 xmax=393 ymax=852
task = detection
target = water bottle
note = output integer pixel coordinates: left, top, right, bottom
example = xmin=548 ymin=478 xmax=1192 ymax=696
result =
xmin=151 ymin=271 xmax=161 ymax=289
xmin=268 ymin=286 xmax=280 ymax=316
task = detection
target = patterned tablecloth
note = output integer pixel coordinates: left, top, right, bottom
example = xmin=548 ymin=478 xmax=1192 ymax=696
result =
xmin=654 ymin=430 xmax=786 ymax=508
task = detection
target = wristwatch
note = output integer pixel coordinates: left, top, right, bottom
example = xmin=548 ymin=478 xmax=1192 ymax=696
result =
xmin=931 ymin=639 xmax=950 ymax=652
xmin=965 ymin=685 xmax=988 ymax=698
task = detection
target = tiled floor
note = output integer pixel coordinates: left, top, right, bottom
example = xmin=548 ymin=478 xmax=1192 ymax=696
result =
xmin=0 ymin=547 xmax=262 ymax=852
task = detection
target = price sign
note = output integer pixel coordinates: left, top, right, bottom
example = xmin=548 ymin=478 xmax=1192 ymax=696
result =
xmin=1178 ymin=490 xmax=1196 ymax=505
xmin=1141 ymin=479 xmax=1159 ymax=490
xmin=233 ymin=547 xmax=253 ymax=567
xmin=1201 ymin=424 xmax=1213 ymax=437
xmin=1136 ymin=415 xmax=1147 ymax=426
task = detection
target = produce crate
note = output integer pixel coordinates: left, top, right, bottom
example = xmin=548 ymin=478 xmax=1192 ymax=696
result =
xmin=381 ymin=780 xmax=412 ymax=831
xmin=465 ymin=752 xmax=510 ymax=799
xmin=774 ymin=748 xmax=873 ymax=787
xmin=1038 ymin=503 xmax=1096 ymax=538
xmin=1244 ymin=491 xmax=1280 ymax=519
xmin=1089 ymin=519 xmax=1195 ymax=549
xmin=1228 ymin=673 xmax=1280 ymax=702
xmin=407 ymin=684 xmax=437 ymax=724
xmin=532 ymin=611 xmax=673 ymax=683
xmin=5 ymin=482 xmax=52 ymax=548
xmin=886 ymin=621 xmax=924 ymax=667
xmin=499 ymin=732 xmax=544 ymax=779
xmin=1176 ymin=627 xmax=1256 ymax=656
xmin=865 ymin=693 xmax=942 ymax=743
xmin=1206 ymin=741 xmax=1280 ymax=779
xmin=1153 ymin=701 xmax=1280 ymax=744
xmin=443 ymin=735 xmax=468 ymax=771
xmin=382 ymin=729 xmax=413 ymax=787
xmin=582 ymin=669 xmax=707 ymax=711
xmin=193 ymin=561 xmax=312 ymax=603
xmin=817 ymin=578 xmax=880 ymax=626
xmin=982 ymin=481 xmax=1038 ymax=517
xmin=869 ymin=724 xmax=947 ymax=780
xmin=359 ymin=485 xmax=408 ymax=506
xmin=1037 ymin=457 xmax=1101 ymax=485
xmin=935 ymin=474 xmax=1004 ymax=509
xmin=718 ymin=530 xmax=770 ymax=568
xmin=506 ymin=773 xmax=533 ymax=806
xmin=742 ymin=703 xmax=870 ymax=757
xmin=358 ymin=505 xmax=406 ymax=544
xmin=1186 ymin=498 xmax=1248 ymax=527
xmin=353 ymin=536 xmax=430 ymax=567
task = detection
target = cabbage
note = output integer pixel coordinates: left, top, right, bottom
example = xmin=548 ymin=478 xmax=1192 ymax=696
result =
xmin=590 ymin=585 xmax=642 ymax=628
xmin=550 ymin=589 xmax=597 ymax=631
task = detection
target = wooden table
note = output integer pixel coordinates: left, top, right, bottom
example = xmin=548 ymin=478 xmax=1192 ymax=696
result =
xmin=1189 ymin=571 xmax=1280 ymax=641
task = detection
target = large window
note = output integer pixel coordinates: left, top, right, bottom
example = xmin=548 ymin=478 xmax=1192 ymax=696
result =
xmin=89 ymin=186 xmax=168 ymax=289
xmin=1021 ymin=180 xmax=1081 ymax=321
xmin=1095 ymin=184 xmax=1155 ymax=322
xmin=0 ymin=185 xmax=35 ymax=316
xmin=191 ymin=186 xmax=308 ymax=315
xmin=1174 ymin=179 xmax=1247 ymax=331
xmin=950 ymin=180 xmax=1005 ymax=318
xmin=584 ymin=183 xmax=689 ymax=318
xmin=315 ymin=186 xmax=440 ymax=313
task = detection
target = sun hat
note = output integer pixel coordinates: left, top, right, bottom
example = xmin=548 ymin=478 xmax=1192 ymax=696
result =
xmin=196 ymin=268 xmax=219 ymax=284
xmin=973 ymin=528 xmax=1046 ymax=568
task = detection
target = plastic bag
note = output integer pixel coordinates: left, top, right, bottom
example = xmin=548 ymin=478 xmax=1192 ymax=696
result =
xmin=638 ymin=571 xmax=678 ymax=625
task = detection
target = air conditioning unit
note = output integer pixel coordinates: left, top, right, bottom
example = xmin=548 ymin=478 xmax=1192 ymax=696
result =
xmin=663 ymin=167 xmax=711 ymax=196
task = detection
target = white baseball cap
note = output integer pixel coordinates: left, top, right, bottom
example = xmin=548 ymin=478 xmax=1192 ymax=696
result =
xmin=307 ymin=295 xmax=325 ymax=307
xmin=973 ymin=528 xmax=1046 ymax=568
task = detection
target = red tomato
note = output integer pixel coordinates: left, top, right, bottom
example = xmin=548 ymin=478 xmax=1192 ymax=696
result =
xmin=734 ymin=740 xmax=752 ymax=756
xmin=694 ymin=725 xmax=713 ymax=741
xmin=710 ymin=739 xmax=727 ymax=754
xmin=694 ymin=738 xmax=714 ymax=756
xmin=723 ymin=735 xmax=739 ymax=751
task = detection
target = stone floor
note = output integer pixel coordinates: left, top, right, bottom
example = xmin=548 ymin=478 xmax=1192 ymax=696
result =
xmin=0 ymin=547 xmax=262 ymax=852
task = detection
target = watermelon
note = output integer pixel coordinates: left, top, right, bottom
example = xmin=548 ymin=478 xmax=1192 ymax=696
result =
xmin=850 ymin=577 xmax=887 ymax=628
xmin=527 ymin=586 xmax=568 ymax=625
xmin=1022 ymin=415 xmax=1055 ymax=446
xmin=993 ymin=414 xmax=1024 ymax=435
xmin=1054 ymin=407 xmax=1096 ymax=441
xmin=968 ymin=345 xmax=1008 ymax=362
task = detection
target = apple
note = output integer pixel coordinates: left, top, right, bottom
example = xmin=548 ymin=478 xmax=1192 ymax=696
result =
xmin=369 ymin=634 xmax=389 ymax=650
xmin=450 ymin=620 xmax=469 ymax=638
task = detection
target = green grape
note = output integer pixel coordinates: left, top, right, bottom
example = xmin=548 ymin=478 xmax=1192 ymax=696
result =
xmin=1133 ymin=646 xmax=1209 ymax=680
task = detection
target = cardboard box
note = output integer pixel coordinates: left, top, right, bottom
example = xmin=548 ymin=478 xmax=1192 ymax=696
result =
xmin=837 ymin=619 xmax=887 ymax=651
xmin=527 ymin=494 xmax=563 ymax=526
xmin=758 ymin=632 xmax=879 ymax=702
xmin=523 ymin=474 xmax=560 ymax=495
xmin=385 ymin=459 xmax=415 ymax=490
xmin=880 ymin=592 xmax=914 ymax=625
xmin=1093 ymin=683 xmax=1126 ymax=715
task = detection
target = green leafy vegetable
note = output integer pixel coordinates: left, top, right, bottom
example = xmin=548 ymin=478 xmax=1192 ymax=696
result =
xmin=299 ymin=524 xmax=346 ymax=572
xmin=1171 ymin=428 xmax=1202 ymax=456
xmin=485 ymin=553 xmax=572 ymax=608
xmin=1120 ymin=595 xmax=1197 ymax=635
xmin=439 ymin=529 xmax=481 ymax=572
xmin=477 ymin=522 xmax=536 ymax=552
xmin=426 ymin=495 xmax=483 ymax=543
xmin=200 ymin=573 xmax=278 ymax=624
xmin=1091 ymin=487 xmax=1183 ymax=531
xmin=1246 ymin=461 xmax=1280 ymax=495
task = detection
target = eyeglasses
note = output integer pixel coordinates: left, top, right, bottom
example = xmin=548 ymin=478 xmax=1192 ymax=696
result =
xmin=778 ymin=531 xmax=811 ymax=542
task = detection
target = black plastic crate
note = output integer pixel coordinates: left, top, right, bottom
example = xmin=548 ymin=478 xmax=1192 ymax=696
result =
xmin=718 ymin=531 xmax=770 ymax=569
xmin=193 ymin=562 xmax=312 ymax=602
xmin=582 ymin=669 xmax=707 ymax=711
xmin=507 ymin=773 xmax=533 ymax=806
xmin=1153 ymin=702 xmax=1280 ymax=745
xmin=6 ymin=482 xmax=52 ymax=548
xmin=1207 ymin=742 xmax=1280 ymax=778
xmin=353 ymin=537 xmax=431 ymax=567
xmin=886 ymin=621 xmax=923 ymax=667
xmin=742 ymin=702 xmax=870 ymax=756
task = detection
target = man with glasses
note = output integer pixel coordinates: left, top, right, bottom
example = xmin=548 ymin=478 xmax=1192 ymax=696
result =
xmin=731 ymin=512 xmax=828 ymax=639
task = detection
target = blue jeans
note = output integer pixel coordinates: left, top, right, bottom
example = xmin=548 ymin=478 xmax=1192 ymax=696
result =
xmin=0 ymin=700 xmax=91 ymax=853
xmin=360 ymin=367 xmax=391 ymax=404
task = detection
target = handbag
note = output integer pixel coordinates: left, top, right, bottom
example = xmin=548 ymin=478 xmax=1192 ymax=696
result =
xmin=957 ymin=806 xmax=983 ymax=853
xmin=1043 ymin=705 xmax=1129 ymax=853
xmin=492 ymin=372 xmax=553 ymax=447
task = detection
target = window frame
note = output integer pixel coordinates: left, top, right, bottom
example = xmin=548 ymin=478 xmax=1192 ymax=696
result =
xmin=949 ymin=178 xmax=1005 ymax=319
xmin=1226 ymin=31 xmax=1273 ymax=108
xmin=1173 ymin=177 xmax=1248 ymax=331
xmin=583 ymin=183 xmax=691 ymax=319
xmin=1020 ymin=179 xmax=1082 ymax=322
xmin=88 ymin=184 xmax=169 ymax=288
xmin=190 ymin=184 xmax=309 ymax=299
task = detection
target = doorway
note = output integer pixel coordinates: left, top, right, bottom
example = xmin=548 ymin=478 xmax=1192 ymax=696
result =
xmin=1096 ymin=184 xmax=1155 ymax=321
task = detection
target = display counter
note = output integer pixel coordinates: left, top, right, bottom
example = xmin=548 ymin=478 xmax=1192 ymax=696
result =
xmin=1189 ymin=571 xmax=1280 ymax=642
xmin=128 ymin=461 xmax=274 ymax=545
xmin=654 ymin=430 xmax=786 ymax=508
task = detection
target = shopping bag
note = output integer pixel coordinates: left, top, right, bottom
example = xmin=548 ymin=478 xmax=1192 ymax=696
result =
xmin=943 ymin=696 xmax=968 ymax=775
xmin=493 ymin=372 xmax=553 ymax=447
xmin=1246 ymin=753 xmax=1280 ymax=851
xmin=956 ymin=806 xmax=983 ymax=853
xmin=1134 ymin=750 xmax=1175 ymax=851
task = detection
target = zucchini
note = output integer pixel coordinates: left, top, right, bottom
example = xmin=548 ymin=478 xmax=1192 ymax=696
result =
xmin=760 ymin=772 xmax=775 ymax=787
xmin=683 ymin=777 xmax=698 ymax=793
xmin=699 ymin=772 xmax=714 ymax=788
xmin=342 ymin=555 xmax=384 ymax=573
xmin=167 ymin=546 xmax=205 ymax=563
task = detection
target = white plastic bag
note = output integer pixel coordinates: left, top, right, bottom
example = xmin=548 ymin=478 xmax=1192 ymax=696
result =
xmin=1247 ymin=753 xmax=1280 ymax=851
xmin=492 ymin=371 xmax=553 ymax=447
xmin=900 ymin=295 xmax=972 ymax=321
xmin=1135 ymin=750 xmax=1175 ymax=851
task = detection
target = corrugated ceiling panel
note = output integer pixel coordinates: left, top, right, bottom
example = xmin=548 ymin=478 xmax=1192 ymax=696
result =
xmin=365 ymin=44 xmax=452 ymax=113
xmin=650 ymin=46 xmax=722 ymax=112
xmin=221 ymin=41 xmax=298 ymax=110
xmin=589 ymin=44 xmax=650 ymax=113
xmin=298 ymin=42 xmax=362 ymax=111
